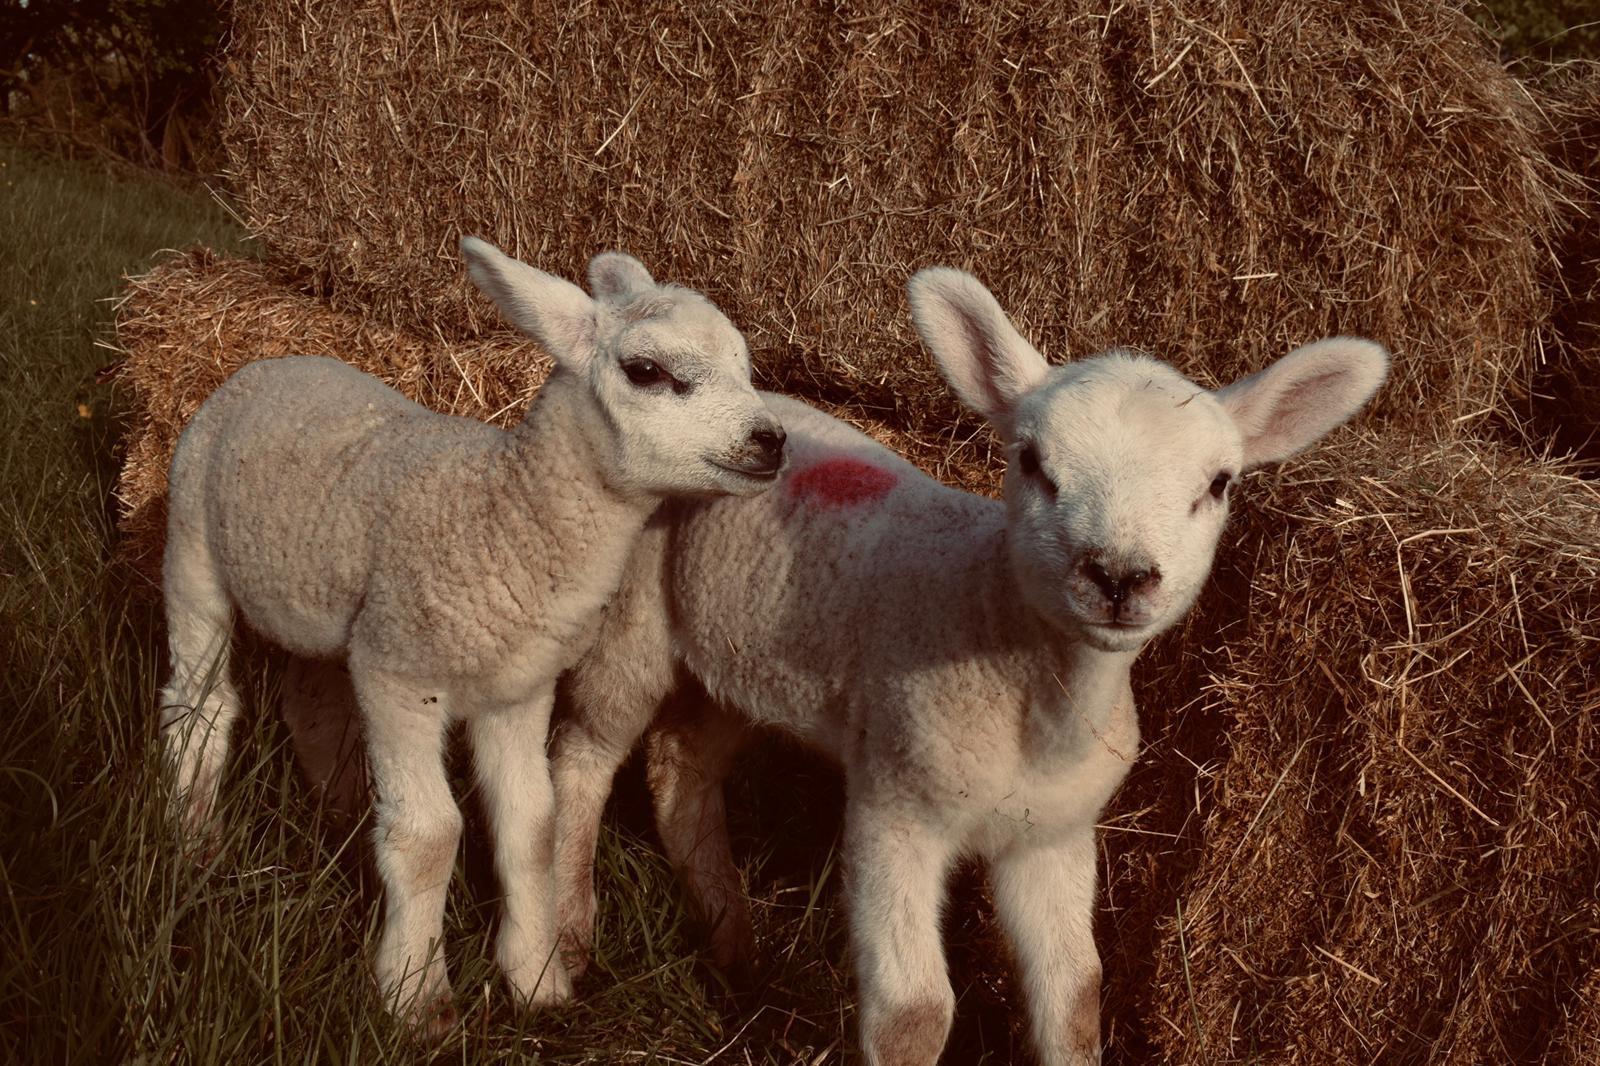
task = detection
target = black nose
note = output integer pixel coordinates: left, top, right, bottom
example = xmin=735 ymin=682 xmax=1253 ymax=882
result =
xmin=1080 ymin=557 xmax=1161 ymax=606
xmin=750 ymin=425 xmax=786 ymax=464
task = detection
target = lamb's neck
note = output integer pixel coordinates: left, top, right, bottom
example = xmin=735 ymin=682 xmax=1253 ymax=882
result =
xmin=1032 ymin=640 xmax=1138 ymax=736
xmin=488 ymin=371 xmax=657 ymax=569
xmin=980 ymin=531 xmax=1139 ymax=757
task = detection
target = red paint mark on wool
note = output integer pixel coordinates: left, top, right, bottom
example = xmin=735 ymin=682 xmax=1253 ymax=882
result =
xmin=788 ymin=457 xmax=898 ymax=507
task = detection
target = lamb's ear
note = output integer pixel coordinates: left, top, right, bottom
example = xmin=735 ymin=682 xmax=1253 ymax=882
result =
xmin=907 ymin=267 xmax=1050 ymax=428
xmin=1213 ymin=337 xmax=1389 ymax=469
xmin=461 ymin=236 xmax=595 ymax=370
xmin=588 ymin=251 xmax=655 ymax=302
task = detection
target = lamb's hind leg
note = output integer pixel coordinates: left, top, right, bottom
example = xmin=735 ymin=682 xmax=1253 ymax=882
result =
xmin=158 ymin=525 xmax=243 ymax=850
xmin=644 ymin=695 xmax=754 ymax=981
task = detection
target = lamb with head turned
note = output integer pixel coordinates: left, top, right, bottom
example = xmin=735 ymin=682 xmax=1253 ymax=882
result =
xmin=157 ymin=237 xmax=784 ymax=1035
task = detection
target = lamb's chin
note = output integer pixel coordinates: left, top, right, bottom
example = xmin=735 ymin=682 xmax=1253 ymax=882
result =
xmin=1031 ymin=601 xmax=1149 ymax=653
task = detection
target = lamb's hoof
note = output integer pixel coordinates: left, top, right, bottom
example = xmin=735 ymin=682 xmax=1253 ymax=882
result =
xmin=502 ymin=948 xmax=575 ymax=1012
xmin=703 ymin=954 xmax=761 ymax=1008
xmin=703 ymin=934 xmax=761 ymax=1006
xmin=709 ymin=924 xmax=758 ymax=992
xmin=515 ymin=970 xmax=574 ymax=1011
xmin=720 ymin=955 xmax=757 ymax=994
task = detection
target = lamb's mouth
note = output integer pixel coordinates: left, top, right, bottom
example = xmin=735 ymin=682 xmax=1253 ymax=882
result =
xmin=1081 ymin=617 xmax=1156 ymax=639
xmin=706 ymin=457 xmax=782 ymax=482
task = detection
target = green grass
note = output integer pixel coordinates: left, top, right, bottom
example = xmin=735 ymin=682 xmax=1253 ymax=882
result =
xmin=0 ymin=142 xmax=901 ymax=1065
xmin=0 ymin=142 xmax=259 ymax=1056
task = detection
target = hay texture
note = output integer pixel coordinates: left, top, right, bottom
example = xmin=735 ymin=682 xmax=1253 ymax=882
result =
xmin=221 ymin=0 xmax=1565 ymax=436
xmin=1128 ymin=439 xmax=1600 ymax=1063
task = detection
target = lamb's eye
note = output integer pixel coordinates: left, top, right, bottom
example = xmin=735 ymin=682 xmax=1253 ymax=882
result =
xmin=1209 ymin=471 xmax=1233 ymax=499
xmin=622 ymin=359 xmax=670 ymax=388
xmin=1017 ymin=444 xmax=1057 ymax=495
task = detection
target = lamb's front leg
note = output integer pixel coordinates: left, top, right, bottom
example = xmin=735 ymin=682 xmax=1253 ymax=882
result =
xmin=469 ymin=691 xmax=573 ymax=1007
xmin=846 ymin=804 xmax=958 ymax=1066
xmin=549 ymin=590 xmax=678 ymax=979
xmin=990 ymin=832 xmax=1102 ymax=1065
xmin=358 ymin=671 xmax=461 ymax=1036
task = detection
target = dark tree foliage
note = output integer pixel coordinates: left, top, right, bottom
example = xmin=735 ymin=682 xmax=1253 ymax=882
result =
xmin=1475 ymin=0 xmax=1600 ymax=61
xmin=1 ymin=0 xmax=226 ymax=169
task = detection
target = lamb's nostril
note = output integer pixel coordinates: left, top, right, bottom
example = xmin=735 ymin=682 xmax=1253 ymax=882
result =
xmin=750 ymin=426 xmax=786 ymax=460
xmin=1080 ymin=557 xmax=1160 ymax=606
xmin=1080 ymin=558 xmax=1118 ymax=600
xmin=1124 ymin=568 xmax=1159 ymax=593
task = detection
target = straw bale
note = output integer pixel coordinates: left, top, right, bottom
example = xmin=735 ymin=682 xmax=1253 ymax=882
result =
xmin=220 ymin=0 xmax=1563 ymax=436
xmin=1121 ymin=437 xmax=1600 ymax=1063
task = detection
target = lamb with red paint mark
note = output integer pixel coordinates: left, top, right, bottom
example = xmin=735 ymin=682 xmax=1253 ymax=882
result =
xmin=544 ymin=269 xmax=1387 ymax=1065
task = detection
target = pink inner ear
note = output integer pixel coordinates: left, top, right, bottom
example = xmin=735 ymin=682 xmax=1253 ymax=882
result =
xmin=788 ymin=457 xmax=898 ymax=507
xmin=1243 ymin=369 xmax=1351 ymax=462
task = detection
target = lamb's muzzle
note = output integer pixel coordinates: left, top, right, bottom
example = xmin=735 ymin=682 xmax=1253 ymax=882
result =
xmin=715 ymin=421 xmax=787 ymax=479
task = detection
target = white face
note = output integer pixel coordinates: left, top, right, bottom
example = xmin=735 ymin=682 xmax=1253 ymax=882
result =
xmin=1006 ymin=354 xmax=1242 ymax=652
xmin=586 ymin=288 xmax=785 ymax=498
xmin=459 ymin=239 xmax=784 ymax=499
xmin=906 ymin=266 xmax=1389 ymax=657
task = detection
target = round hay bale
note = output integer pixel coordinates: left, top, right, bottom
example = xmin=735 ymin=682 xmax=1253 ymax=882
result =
xmin=220 ymin=0 xmax=1564 ymax=437
xmin=1116 ymin=437 xmax=1600 ymax=1063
